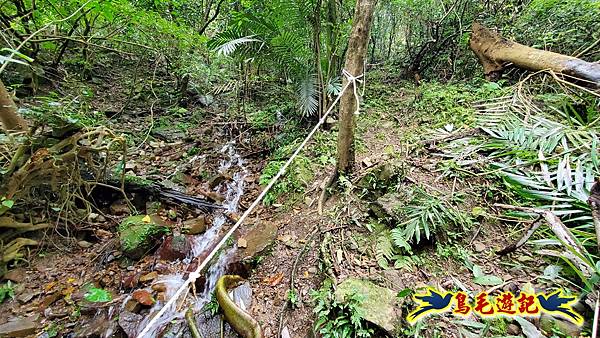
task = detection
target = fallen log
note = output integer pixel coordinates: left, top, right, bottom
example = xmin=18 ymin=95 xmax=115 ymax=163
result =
xmin=102 ymin=178 xmax=225 ymax=210
xmin=469 ymin=22 xmax=600 ymax=86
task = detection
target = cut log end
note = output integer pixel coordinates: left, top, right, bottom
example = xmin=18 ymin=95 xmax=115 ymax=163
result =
xmin=469 ymin=22 xmax=600 ymax=86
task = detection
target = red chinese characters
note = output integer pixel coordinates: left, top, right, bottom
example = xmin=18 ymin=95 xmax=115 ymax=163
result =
xmin=495 ymin=292 xmax=517 ymax=315
xmin=516 ymin=292 xmax=540 ymax=315
xmin=453 ymin=291 xmax=471 ymax=316
xmin=474 ymin=292 xmax=494 ymax=315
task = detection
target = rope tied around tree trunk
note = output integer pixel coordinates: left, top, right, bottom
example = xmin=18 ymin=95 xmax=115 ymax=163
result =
xmin=342 ymin=68 xmax=365 ymax=115
xmin=135 ymin=69 xmax=365 ymax=338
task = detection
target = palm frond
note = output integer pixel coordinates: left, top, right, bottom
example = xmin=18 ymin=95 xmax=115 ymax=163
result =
xmin=213 ymin=34 xmax=261 ymax=57
xmin=297 ymin=72 xmax=319 ymax=116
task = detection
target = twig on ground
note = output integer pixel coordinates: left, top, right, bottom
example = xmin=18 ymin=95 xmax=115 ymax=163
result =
xmin=493 ymin=203 xmax=594 ymax=277
xmin=496 ymin=216 xmax=544 ymax=255
xmin=185 ymin=307 xmax=202 ymax=338
xmin=277 ymin=225 xmax=320 ymax=337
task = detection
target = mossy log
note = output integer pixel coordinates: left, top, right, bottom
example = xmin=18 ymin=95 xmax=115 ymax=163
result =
xmin=469 ymin=22 xmax=600 ymax=85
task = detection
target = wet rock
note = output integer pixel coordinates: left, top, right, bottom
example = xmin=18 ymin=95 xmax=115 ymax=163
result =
xmin=335 ymin=278 xmax=401 ymax=334
xmin=208 ymin=173 xmax=232 ymax=189
xmin=3 ymin=268 xmax=26 ymax=283
xmin=110 ymin=199 xmax=131 ymax=215
xmin=77 ymin=240 xmax=93 ymax=248
xmin=124 ymin=298 xmax=141 ymax=313
xmin=182 ymin=217 xmax=207 ymax=235
xmin=152 ymin=283 xmax=167 ymax=292
xmin=118 ymin=311 xmax=143 ymax=337
xmin=0 ymin=317 xmax=39 ymax=337
xmin=230 ymin=282 xmax=253 ymax=310
xmin=540 ymin=313 xmax=581 ymax=337
xmin=75 ymin=314 xmax=109 ymax=337
xmin=139 ymin=271 xmax=158 ymax=283
xmin=132 ymin=289 xmax=155 ymax=306
xmin=193 ymin=311 xmax=238 ymax=338
xmin=158 ymin=234 xmax=191 ymax=261
xmin=239 ymin=221 xmax=278 ymax=260
xmin=152 ymin=127 xmax=186 ymax=142
xmin=118 ymin=215 xmax=168 ymax=259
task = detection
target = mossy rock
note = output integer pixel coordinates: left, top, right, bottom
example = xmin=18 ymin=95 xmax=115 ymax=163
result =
xmin=119 ymin=215 xmax=169 ymax=259
xmin=335 ymin=278 xmax=401 ymax=334
xmin=356 ymin=159 xmax=405 ymax=192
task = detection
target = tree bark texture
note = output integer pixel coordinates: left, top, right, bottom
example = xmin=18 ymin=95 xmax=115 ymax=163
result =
xmin=470 ymin=22 xmax=600 ymax=85
xmin=336 ymin=0 xmax=378 ymax=174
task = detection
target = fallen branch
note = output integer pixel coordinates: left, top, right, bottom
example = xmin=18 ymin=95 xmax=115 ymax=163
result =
xmin=470 ymin=22 xmax=600 ymax=85
xmin=496 ymin=216 xmax=544 ymax=255
xmin=494 ymin=203 xmax=593 ymax=277
xmin=2 ymin=237 xmax=38 ymax=262
xmin=587 ymin=180 xmax=600 ymax=254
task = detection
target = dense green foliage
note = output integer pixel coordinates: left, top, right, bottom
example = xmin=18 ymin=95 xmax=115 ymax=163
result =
xmin=311 ymin=280 xmax=374 ymax=338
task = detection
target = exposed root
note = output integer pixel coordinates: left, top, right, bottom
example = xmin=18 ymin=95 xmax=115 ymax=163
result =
xmin=2 ymin=238 xmax=38 ymax=262
xmin=0 ymin=126 xmax=126 ymax=273
xmin=318 ymin=170 xmax=338 ymax=215
xmin=0 ymin=216 xmax=50 ymax=231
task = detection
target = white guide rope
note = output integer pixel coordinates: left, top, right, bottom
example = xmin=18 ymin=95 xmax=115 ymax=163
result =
xmin=136 ymin=69 xmax=365 ymax=338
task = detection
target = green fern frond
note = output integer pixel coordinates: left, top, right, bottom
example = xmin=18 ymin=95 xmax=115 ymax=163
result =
xmin=375 ymin=230 xmax=394 ymax=269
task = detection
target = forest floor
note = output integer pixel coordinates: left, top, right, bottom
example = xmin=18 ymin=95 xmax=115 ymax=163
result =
xmin=0 ymin=65 xmax=584 ymax=338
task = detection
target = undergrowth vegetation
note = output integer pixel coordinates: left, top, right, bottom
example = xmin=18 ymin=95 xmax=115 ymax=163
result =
xmin=311 ymin=280 xmax=375 ymax=338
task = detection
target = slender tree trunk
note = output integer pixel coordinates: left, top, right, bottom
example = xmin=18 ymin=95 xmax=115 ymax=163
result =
xmin=312 ymin=0 xmax=324 ymax=116
xmin=0 ymin=79 xmax=28 ymax=132
xmin=323 ymin=0 xmax=339 ymax=110
xmin=470 ymin=22 xmax=600 ymax=85
xmin=336 ymin=0 xmax=377 ymax=174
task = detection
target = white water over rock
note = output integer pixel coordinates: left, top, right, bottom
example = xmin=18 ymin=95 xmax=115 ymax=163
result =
xmin=130 ymin=142 xmax=248 ymax=338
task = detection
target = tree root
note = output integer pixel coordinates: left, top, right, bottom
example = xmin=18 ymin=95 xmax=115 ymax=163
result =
xmin=0 ymin=216 xmax=51 ymax=231
xmin=2 ymin=238 xmax=38 ymax=262
xmin=318 ymin=170 xmax=338 ymax=215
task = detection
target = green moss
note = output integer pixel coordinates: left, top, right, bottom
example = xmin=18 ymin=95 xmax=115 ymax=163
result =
xmin=124 ymin=175 xmax=154 ymax=187
xmin=118 ymin=215 xmax=169 ymax=259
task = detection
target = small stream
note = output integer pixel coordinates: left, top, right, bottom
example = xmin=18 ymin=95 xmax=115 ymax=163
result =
xmin=120 ymin=142 xmax=248 ymax=338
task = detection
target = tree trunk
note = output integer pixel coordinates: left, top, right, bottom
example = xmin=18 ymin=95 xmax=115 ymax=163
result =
xmin=0 ymin=79 xmax=28 ymax=132
xmin=336 ymin=0 xmax=377 ymax=174
xmin=470 ymin=22 xmax=600 ymax=85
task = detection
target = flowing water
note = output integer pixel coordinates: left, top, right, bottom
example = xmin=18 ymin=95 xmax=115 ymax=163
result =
xmin=122 ymin=142 xmax=248 ymax=338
